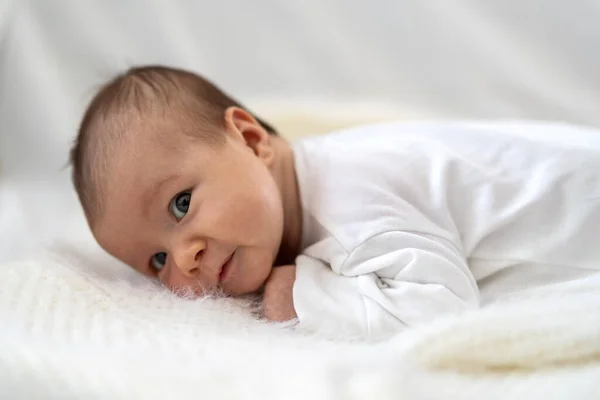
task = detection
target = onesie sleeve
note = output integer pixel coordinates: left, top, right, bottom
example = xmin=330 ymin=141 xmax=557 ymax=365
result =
xmin=292 ymin=231 xmax=479 ymax=340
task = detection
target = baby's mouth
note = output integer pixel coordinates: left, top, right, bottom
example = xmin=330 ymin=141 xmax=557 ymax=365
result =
xmin=218 ymin=251 xmax=235 ymax=283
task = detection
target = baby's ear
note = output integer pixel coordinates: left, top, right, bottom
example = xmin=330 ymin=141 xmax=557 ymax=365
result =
xmin=224 ymin=107 xmax=274 ymax=166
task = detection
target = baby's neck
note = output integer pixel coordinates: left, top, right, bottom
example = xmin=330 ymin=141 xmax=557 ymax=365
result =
xmin=271 ymin=136 xmax=302 ymax=266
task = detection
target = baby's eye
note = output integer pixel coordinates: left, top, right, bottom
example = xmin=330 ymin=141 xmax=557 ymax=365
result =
xmin=151 ymin=252 xmax=167 ymax=271
xmin=169 ymin=191 xmax=191 ymax=220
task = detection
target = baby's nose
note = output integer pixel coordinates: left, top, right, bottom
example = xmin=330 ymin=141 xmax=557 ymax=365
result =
xmin=173 ymin=239 xmax=206 ymax=278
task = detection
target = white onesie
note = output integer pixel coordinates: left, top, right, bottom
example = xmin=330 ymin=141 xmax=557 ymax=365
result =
xmin=291 ymin=120 xmax=600 ymax=340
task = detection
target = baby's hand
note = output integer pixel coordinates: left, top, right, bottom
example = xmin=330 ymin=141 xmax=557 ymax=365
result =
xmin=262 ymin=265 xmax=297 ymax=322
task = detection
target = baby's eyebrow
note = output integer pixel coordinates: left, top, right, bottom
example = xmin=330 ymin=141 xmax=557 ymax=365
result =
xmin=142 ymin=173 xmax=179 ymax=218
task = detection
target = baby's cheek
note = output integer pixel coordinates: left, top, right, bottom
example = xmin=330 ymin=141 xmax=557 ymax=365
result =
xmin=232 ymin=246 xmax=271 ymax=291
xmin=222 ymin=199 xmax=264 ymax=236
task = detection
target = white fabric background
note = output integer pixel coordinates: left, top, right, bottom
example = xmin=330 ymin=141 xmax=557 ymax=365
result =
xmin=1 ymin=0 xmax=600 ymax=262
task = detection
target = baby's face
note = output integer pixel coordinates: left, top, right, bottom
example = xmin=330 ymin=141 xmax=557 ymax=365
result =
xmin=93 ymin=120 xmax=284 ymax=297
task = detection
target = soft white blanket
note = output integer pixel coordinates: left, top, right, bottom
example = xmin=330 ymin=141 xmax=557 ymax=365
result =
xmin=1 ymin=244 xmax=599 ymax=399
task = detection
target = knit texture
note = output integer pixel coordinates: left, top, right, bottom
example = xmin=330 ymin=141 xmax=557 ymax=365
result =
xmin=1 ymin=245 xmax=600 ymax=399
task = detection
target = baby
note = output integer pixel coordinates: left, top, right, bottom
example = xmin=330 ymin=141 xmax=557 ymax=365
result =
xmin=71 ymin=66 xmax=600 ymax=340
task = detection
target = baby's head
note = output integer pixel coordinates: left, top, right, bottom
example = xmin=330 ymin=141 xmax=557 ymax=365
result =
xmin=71 ymin=66 xmax=286 ymax=296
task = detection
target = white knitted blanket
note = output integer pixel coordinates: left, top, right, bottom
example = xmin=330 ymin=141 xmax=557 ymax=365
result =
xmin=1 ymin=244 xmax=599 ymax=399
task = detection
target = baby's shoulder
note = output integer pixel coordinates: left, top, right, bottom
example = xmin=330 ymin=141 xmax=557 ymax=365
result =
xmin=293 ymin=124 xmax=449 ymax=253
xmin=292 ymin=122 xmax=462 ymax=204
xmin=292 ymin=123 xmax=429 ymax=183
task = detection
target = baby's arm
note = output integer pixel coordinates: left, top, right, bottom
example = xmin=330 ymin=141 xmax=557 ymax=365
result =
xmin=293 ymin=231 xmax=479 ymax=340
xmin=262 ymin=265 xmax=297 ymax=322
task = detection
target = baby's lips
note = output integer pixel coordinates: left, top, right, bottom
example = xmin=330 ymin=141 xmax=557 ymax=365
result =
xmin=218 ymin=251 xmax=235 ymax=283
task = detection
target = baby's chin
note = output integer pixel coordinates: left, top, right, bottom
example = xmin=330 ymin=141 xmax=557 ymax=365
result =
xmin=224 ymin=268 xmax=272 ymax=297
xmin=224 ymin=279 xmax=267 ymax=297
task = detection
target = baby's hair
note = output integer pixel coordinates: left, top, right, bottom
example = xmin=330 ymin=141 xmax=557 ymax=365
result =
xmin=70 ymin=65 xmax=277 ymax=225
